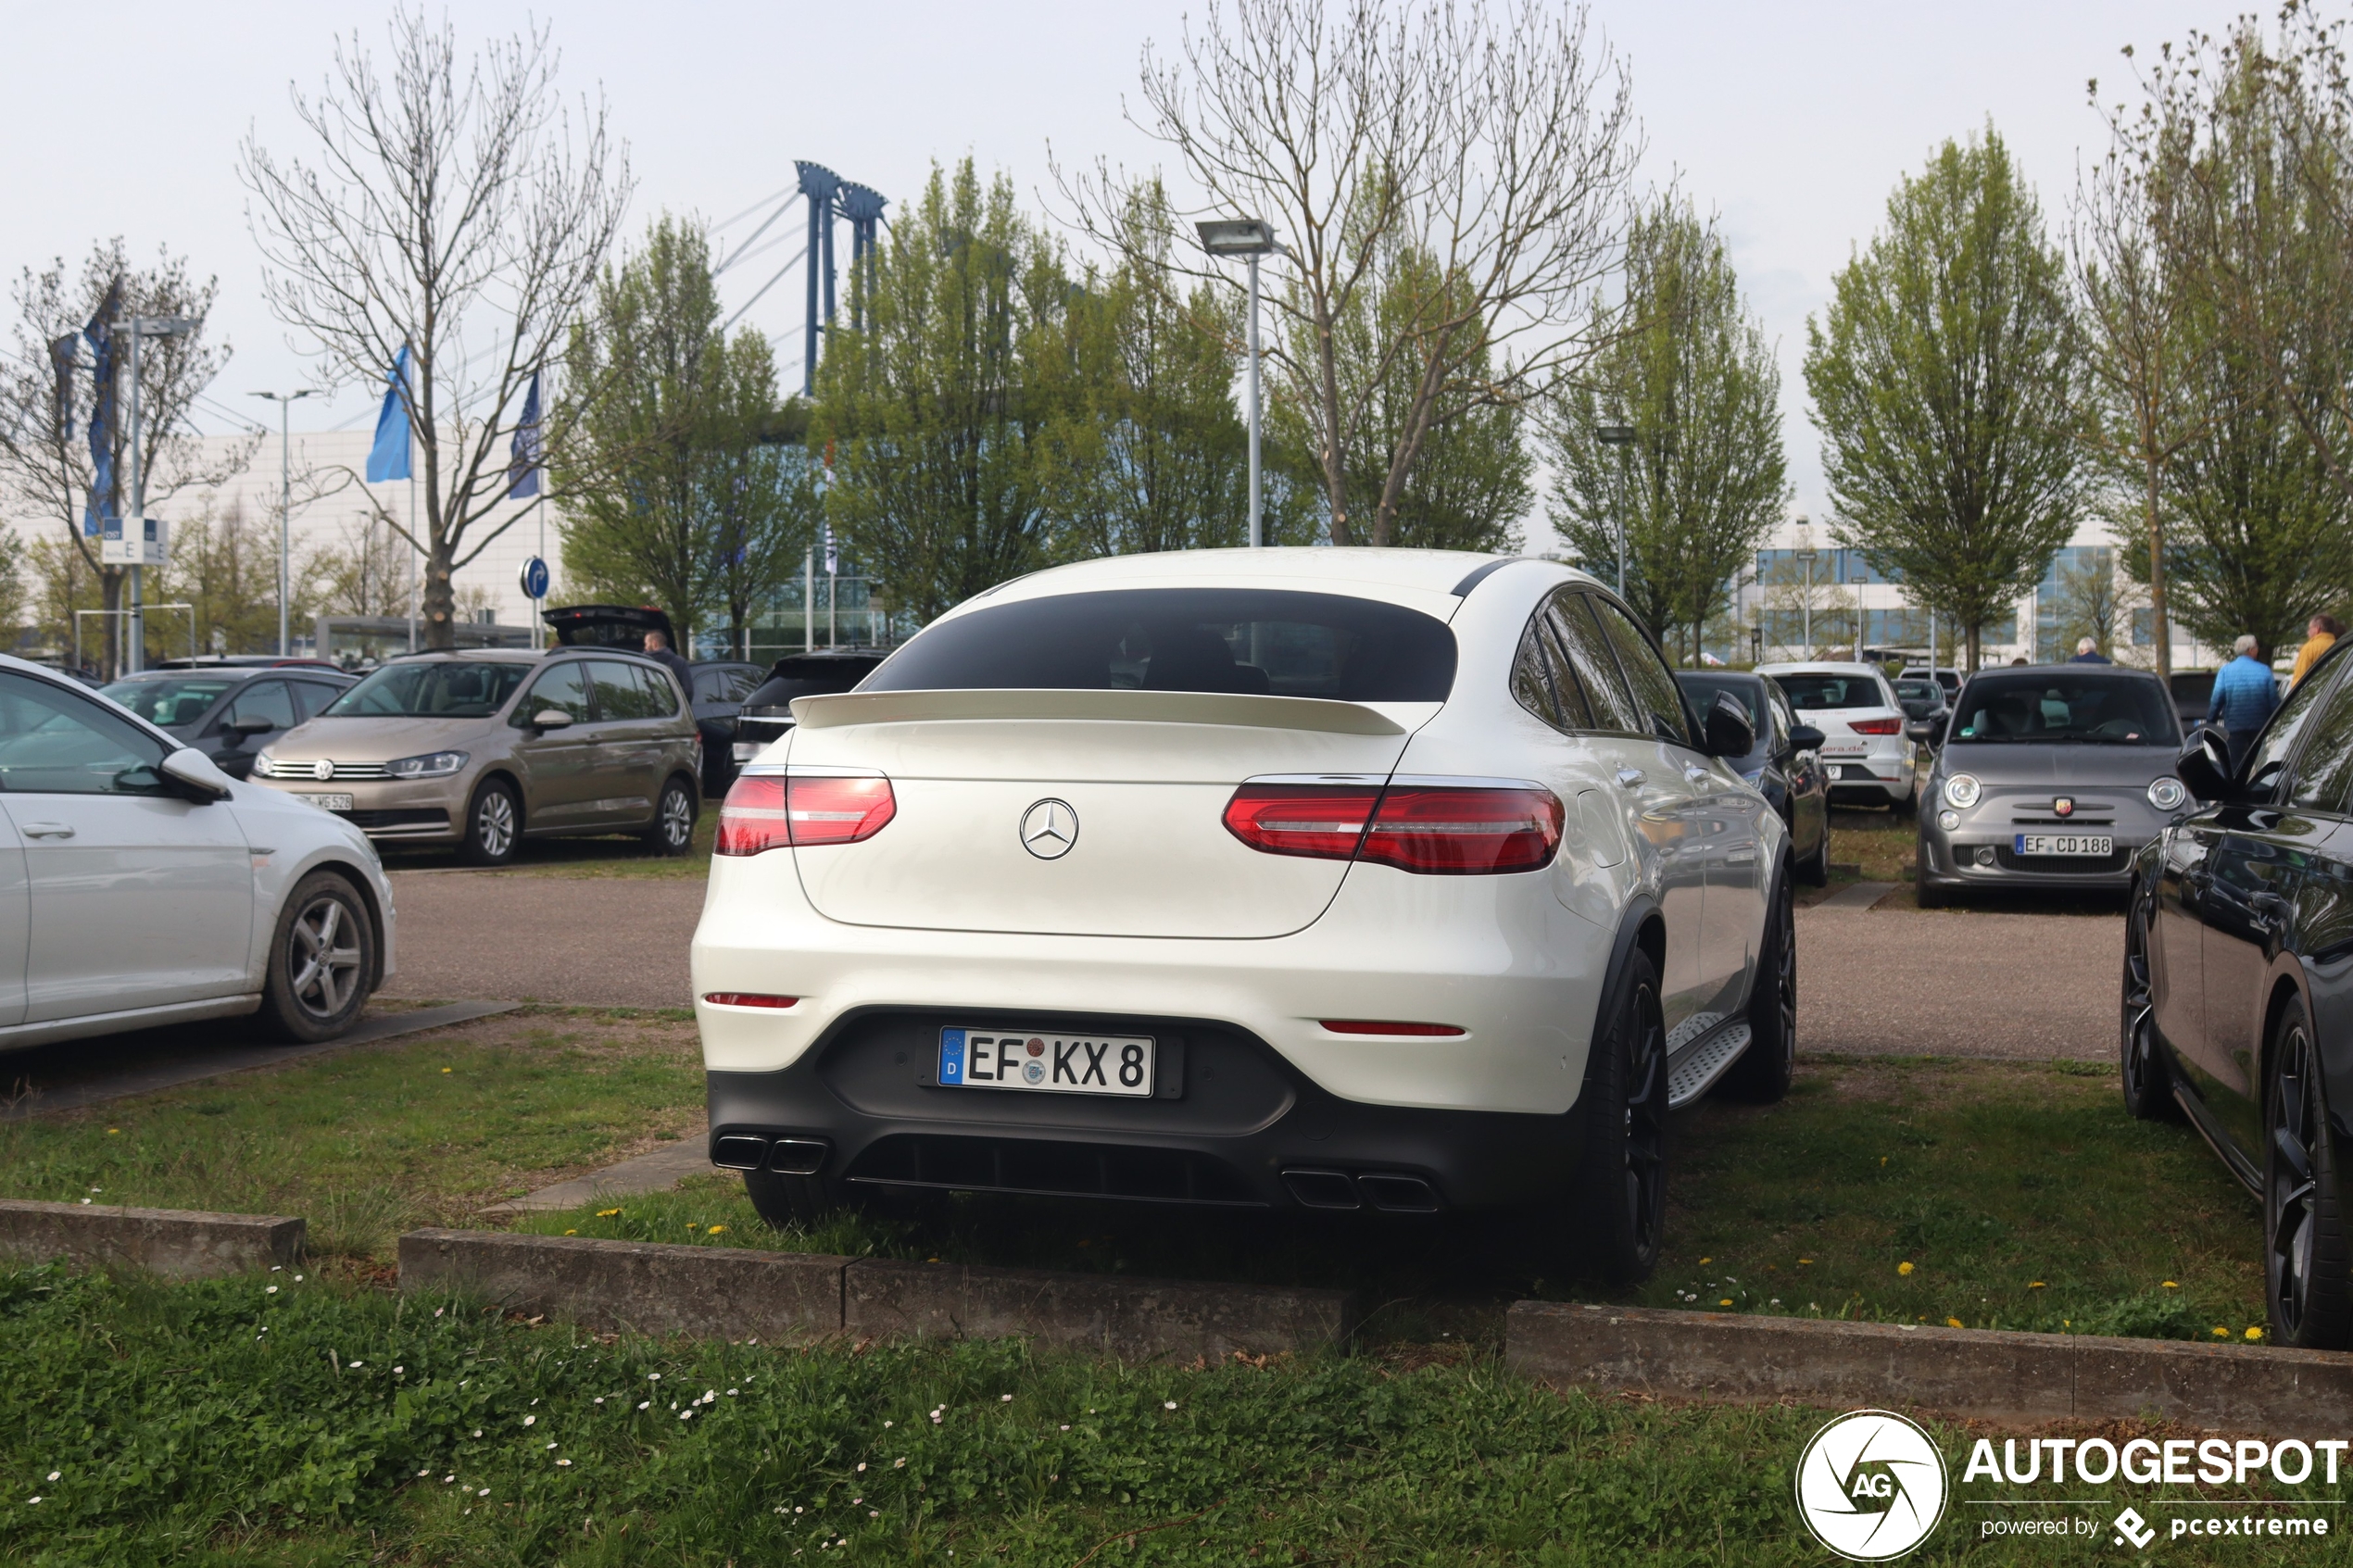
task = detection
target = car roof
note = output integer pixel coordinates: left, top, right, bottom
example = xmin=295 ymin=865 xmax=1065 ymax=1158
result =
xmin=112 ymin=665 xmax=342 ymax=683
xmin=948 ymin=546 xmax=1587 ymax=622
xmin=1963 ymin=663 xmax=2163 ymax=679
xmin=1674 ymin=669 xmax=1762 ymax=684
xmin=1755 ymin=661 xmax=1887 ymax=676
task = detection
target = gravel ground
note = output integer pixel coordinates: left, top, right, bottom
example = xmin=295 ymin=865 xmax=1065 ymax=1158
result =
xmin=381 ymin=865 xmax=2125 ymax=1061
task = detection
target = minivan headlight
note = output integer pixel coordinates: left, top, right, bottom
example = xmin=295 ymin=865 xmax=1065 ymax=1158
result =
xmin=2147 ymin=776 xmax=2187 ymax=811
xmin=386 ymin=750 xmax=468 ymax=779
xmin=254 ymin=749 xmax=276 ymax=775
xmin=1943 ymin=773 xmax=1982 ymax=809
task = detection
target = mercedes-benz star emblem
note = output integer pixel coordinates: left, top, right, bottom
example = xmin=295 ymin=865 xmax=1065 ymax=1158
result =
xmin=1020 ymin=799 xmax=1078 ymax=859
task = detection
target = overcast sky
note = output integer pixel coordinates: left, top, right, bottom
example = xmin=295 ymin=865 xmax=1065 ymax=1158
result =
xmin=0 ymin=0 xmax=2233 ymax=531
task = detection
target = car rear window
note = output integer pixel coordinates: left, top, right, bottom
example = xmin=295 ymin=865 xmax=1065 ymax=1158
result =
xmin=1775 ymin=673 xmax=1886 ymax=709
xmin=1950 ymin=674 xmax=2179 ymax=745
xmin=864 ymin=588 xmax=1458 ymax=702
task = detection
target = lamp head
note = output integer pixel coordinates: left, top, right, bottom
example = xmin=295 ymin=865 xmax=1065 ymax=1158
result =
xmin=1195 ymin=218 xmax=1277 ymax=257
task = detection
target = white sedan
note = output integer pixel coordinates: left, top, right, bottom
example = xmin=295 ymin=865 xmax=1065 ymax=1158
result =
xmin=0 ymin=656 xmax=393 ymax=1048
xmin=692 ymin=549 xmax=1791 ymax=1281
xmin=1756 ymin=661 xmax=1918 ymax=811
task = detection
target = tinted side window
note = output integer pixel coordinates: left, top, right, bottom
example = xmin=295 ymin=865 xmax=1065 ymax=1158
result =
xmin=1588 ymin=596 xmax=1692 ymax=746
xmin=289 ymin=681 xmax=345 ymax=720
xmin=586 ymin=660 xmax=661 ymax=721
xmin=0 ymin=671 xmax=170 ymax=795
xmin=520 ymin=662 xmax=593 ymax=726
xmin=2246 ymin=667 xmax=2334 ymax=798
xmin=1511 ymin=621 xmax=1561 ymax=728
xmin=634 ymin=662 xmax=682 ymax=718
xmin=226 ymin=681 xmax=296 ymax=731
xmin=2289 ymin=669 xmax=2353 ymax=812
xmin=1546 ymin=597 xmax=1642 ymax=734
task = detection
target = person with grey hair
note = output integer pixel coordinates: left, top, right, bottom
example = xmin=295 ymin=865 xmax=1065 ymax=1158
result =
xmin=2069 ymin=634 xmax=2111 ymax=664
xmin=2208 ymin=633 xmax=2279 ymax=774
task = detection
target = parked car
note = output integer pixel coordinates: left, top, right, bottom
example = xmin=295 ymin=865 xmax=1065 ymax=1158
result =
xmin=2170 ymin=670 xmax=2216 ymax=731
xmin=1917 ymin=665 xmax=2186 ymax=909
xmin=1755 ymin=661 xmax=1918 ymax=811
xmin=100 ymin=666 xmax=357 ymax=780
xmin=1894 ymin=677 xmax=1949 ymax=729
xmin=1899 ymin=665 xmax=1966 ymax=704
xmin=729 ymin=648 xmax=892 ymax=771
xmin=693 ymin=549 xmax=1793 ymax=1282
xmin=2120 ymin=636 xmax=2353 ymax=1347
xmin=0 ymin=654 xmax=391 ymax=1046
xmin=246 ymin=648 xmax=701 ymax=865
xmin=1677 ymin=670 xmax=1831 ymax=885
xmin=688 ymin=661 xmax=766 ymax=797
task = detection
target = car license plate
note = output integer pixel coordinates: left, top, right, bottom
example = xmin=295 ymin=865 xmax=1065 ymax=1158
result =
xmin=2014 ymin=834 xmax=2113 ymax=857
xmin=293 ymin=793 xmax=356 ymax=812
xmin=938 ymin=1027 xmax=1153 ymax=1098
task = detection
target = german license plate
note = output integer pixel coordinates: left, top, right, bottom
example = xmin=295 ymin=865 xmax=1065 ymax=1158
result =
xmin=2014 ymin=834 xmax=2112 ymax=857
xmin=294 ymin=793 xmax=355 ymax=812
xmin=938 ymin=1027 xmax=1154 ymax=1098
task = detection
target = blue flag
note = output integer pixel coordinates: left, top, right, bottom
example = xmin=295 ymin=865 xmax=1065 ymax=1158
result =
xmin=365 ymin=345 xmax=412 ymax=483
xmin=507 ymin=372 xmax=541 ymax=499
xmin=82 ymin=277 xmax=122 ymax=537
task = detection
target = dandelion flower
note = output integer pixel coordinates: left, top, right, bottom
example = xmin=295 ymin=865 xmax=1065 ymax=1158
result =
xmin=564 ymin=1229 xmax=578 ymax=1236
xmin=1799 ymin=1258 xmax=1813 ymax=1265
xmin=442 ymin=1067 xmax=452 ymax=1074
xmin=2213 ymin=1326 xmax=2230 ymax=1337
xmin=1698 ymin=1257 xmax=1711 ymax=1265
xmin=2162 ymin=1280 xmax=2179 ymax=1289
xmin=107 ymin=1127 xmax=119 ymax=1135
xmin=2028 ymin=1282 xmax=2046 ymax=1289
xmin=1718 ymin=1298 xmax=1733 ymax=1307
xmin=2247 ymin=1326 xmax=2265 ymax=1341
xmin=1946 ymin=1318 xmax=1964 ymax=1329
xmin=1897 ymin=1261 xmax=1915 ymax=1276
xmin=598 ymin=1209 xmax=622 ymax=1218
xmin=708 ymin=1224 xmax=727 ymax=1235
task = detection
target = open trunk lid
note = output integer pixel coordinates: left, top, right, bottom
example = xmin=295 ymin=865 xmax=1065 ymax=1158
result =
xmin=783 ymin=689 xmax=1429 ymax=938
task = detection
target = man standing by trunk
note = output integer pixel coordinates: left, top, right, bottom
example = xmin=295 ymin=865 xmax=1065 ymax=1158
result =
xmin=2208 ymin=634 xmax=2279 ymax=775
xmin=642 ymin=630 xmax=694 ymax=697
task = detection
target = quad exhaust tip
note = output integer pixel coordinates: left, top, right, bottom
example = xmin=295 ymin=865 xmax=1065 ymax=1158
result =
xmin=1280 ymin=1167 xmax=1442 ymax=1213
xmin=710 ymin=1133 xmax=830 ymax=1176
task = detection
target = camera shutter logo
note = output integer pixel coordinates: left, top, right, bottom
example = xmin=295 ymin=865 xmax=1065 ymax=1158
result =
xmin=1794 ymin=1410 xmax=1948 ymax=1562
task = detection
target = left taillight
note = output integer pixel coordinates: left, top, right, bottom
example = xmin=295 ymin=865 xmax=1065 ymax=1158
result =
xmin=1222 ymin=780 xmax=1563 ymax=875
xmin=716 ymin=773 xmax=895 ymax=856
xmin=1848 ymin=717 xmax=1902 ymax=735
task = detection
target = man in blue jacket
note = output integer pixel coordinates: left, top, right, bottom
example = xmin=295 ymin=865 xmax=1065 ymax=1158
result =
xmin=2208 ymin=634 xmax=2279 ymax=774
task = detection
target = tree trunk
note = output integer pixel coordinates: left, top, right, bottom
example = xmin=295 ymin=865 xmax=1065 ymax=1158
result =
xmin=1965 ymin=621 xmax=1982 ymax=676
xmin=422 ymin=536 xmax=458 ymax=650
xmin=2145 ymin=453 xmax=2169 ymax=679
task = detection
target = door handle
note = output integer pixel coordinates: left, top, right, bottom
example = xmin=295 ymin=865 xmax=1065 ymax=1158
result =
xmin=1616 ymin=769 xmax=1646 ymax=789
xmin=19 ymin=822 xmax=73 ymax=838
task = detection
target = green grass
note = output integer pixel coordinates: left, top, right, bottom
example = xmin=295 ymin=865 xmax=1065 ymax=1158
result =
xmin=515 ymin=1057 xmax=2270 ymax=1346
xmin=0 ymin=1010 xmax=705 ymax=1261
xmin=3 ymin=1264 xmax=2342 ymax=1566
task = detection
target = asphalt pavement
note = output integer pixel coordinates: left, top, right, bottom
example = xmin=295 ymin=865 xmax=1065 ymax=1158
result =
xmin=380 ymin=867 xmax=2124 ymax=1060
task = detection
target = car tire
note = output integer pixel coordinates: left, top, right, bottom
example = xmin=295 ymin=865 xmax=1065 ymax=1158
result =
xmin=640 ymin=774 xmax=698 ymax=856
xmin=255 ymin=871 xmax=376 ymax=1044
xmin=2119 ymin=885 xmax=2178 ymax=1122
xmin=1720 ymin=873 xmax=1795 ymax=1103
xmin=1795 ymin=816 xmax=1831 ymax=886
xmin=2265 ymin=994 xmax=2352 ymax=1348
xmin=460 ymin=778 xmax=522 ymax=867
xmin=1565 ymin=947 xmax=1668 ymax=1285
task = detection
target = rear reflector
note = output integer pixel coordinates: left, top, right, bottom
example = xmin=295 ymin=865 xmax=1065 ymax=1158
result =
xmin=702 ymin=992 xmax=800 ymax=1009
xmin=716 ymin=773 xmax=895 ymax=855
xmin=1847 ymin=717 xmax=1902 ymax=735
xmin=1223 ymin=781 xmax=1563 ymax=874
xmin=1319 ymin=1020 xmax=1466 ymax=1036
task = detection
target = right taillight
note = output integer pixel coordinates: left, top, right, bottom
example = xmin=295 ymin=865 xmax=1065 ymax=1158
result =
xmin=1222 ymin=780 xmax=1562 ymax=874
xmin=716 ymin=772 xmax=896 ymax=856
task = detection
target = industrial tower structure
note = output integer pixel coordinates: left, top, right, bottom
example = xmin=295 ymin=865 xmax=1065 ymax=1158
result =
xmin=794 ymin=162 xmax=890 ymax=395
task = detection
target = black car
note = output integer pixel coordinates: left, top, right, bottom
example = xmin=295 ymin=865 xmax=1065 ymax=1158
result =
xmin=543 ymin=603 xmax=676 ymax=651
xmin=731 ymin=648 xmax=892 ymax=773
xmin=98 ymin=665 xmax=358 ymax=779
xmin=690 ymin=660 xmax=766 ymax=796
xmin=2123 ymin=634 xmax=2353 ymax=1347
xmin=1675 ymin=670 xmax=1831 ymax=885
xmin=1894 ymin=677 xmax=1949 ymax=732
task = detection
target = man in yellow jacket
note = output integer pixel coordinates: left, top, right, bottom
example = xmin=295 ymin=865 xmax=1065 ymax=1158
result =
xmin=2291 ymin=615 xmax=2343 ymax=688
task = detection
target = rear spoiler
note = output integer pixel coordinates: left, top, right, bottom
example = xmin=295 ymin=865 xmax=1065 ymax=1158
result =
xmin=789 ymin=687 xmax=1406 ymax=736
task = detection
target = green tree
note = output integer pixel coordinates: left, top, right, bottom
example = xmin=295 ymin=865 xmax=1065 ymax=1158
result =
xmin=813 ymin=160 xmax=1071 ymax=621
xmin=554 ymin=216 xmax=804 ymax=646
xmin=1806 ymin=130 xmax=2086 ymax=671
xmin=1549 ymin=199 xmax=1788 ymax=661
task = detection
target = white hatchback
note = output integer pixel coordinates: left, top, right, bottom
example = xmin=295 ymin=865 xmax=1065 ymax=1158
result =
xmin=1757 ymin=662 xmax=1918 ymax=811
xmin=692 ymin=550 xmax=1792 ymax=1279
xmin=0 ymin=656 xmax=394 ymax=1048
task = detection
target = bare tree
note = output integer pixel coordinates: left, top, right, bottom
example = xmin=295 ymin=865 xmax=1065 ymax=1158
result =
xmin=239 ymin=8 xmax=629 ymax=647
xmin=0 ymin=241 xmax=253 ymax=675
xmin=1060 ymin=0 xmax=1638 ymax=546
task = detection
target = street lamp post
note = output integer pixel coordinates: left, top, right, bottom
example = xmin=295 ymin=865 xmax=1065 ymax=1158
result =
xmin=1594 ymin=423 xmax=1637 ymax=594
xmin=251 ymin=390 xmax=315 ymax=657
xmin=1795 ymin=545 xmax=1818 ymax=656
xmin=1195 ymin=219 xmax=1282 ymax=547
xmin=1853 ymin=574 xmax=1869 ymax=660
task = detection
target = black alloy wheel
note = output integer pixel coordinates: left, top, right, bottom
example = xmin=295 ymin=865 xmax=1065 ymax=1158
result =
xmin=1721 ymin=874 xmax=1796 ymax=1102
xmin=2265 ymin=998 xmax=2351 ymax=1348
xmin=2119 ymin=885 xmax=2177 ymax=1122
xmin=461 ymin=778 xmax=522 ymax=867
xmin=641 ymin=775 xmax=698 ymax=856
xmin=257 ymin=871 xmax=376 ymax=1043
xmin=1567 ymin=949 xmax=1668 ymax=1284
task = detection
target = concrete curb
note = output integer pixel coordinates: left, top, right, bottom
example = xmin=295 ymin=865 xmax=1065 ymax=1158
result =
xmin=397 ymin=1227 xmax=1358 ymax=1359
xmin=1507 ymin=1301 xmax=2353 ymax=1434
xmin=0 ymin=1198 xmax=302 ymax=1279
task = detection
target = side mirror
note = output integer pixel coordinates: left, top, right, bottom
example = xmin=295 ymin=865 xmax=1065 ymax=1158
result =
xmin=159 ymin=746 xmax=234 ymax=802
xmin=227 ymin=715 xmax=276 ymax=738
xmin=1704 ymin=692 xmax=1755 ymax=759
xmin=2176 ymin=727 xmax=2233 ymax=803
xmin=1788 ymin=724 xmax=1826 ymax=753
xmin=531 ymin=709 xmax=574 ymax=732
xmin=1905 ymin=719 xmax=1939 ymax=746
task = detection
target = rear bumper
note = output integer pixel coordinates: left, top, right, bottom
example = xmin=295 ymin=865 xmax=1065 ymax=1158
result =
xmin=705 ymin=1005 xmax=1579 ymax=1213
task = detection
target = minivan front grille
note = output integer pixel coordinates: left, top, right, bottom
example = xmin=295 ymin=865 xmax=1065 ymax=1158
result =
xmin=257 ymin=757 xmax=389 ymax=781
